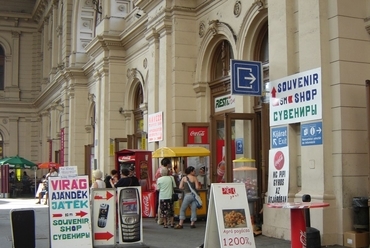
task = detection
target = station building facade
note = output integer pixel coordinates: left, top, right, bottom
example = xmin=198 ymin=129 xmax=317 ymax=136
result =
xmin=0 ymin=0 xmax=370 ymax=245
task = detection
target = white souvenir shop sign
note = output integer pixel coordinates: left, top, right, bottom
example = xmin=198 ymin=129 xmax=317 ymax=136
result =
xmin=204 ymin=183 xmax=255 ymax=248
xmin=48 ymin=176 xmax=92 ymax=248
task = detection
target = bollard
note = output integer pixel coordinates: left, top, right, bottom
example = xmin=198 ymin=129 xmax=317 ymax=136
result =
xmin=10 ymin=209 xmax=35 ymax=248
xmin=302 ymin=194 xmax=321 ymax=248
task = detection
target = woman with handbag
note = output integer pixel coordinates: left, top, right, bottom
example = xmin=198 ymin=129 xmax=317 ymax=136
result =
xmin=156 ymin=168 xmax=177 ymax=228
xmin=175 ymin=166 xmax=200 ymax=229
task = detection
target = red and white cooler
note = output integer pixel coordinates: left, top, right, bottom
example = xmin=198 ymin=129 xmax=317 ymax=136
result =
xmin=142 ymin=191 xmax=156 ymax=217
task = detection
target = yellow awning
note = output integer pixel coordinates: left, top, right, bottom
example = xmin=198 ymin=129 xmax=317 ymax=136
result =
xmin=152 ymin=147 xmax=210 ymax=158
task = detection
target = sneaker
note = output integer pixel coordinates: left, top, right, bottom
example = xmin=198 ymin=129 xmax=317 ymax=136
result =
xmin=35 ymin=202 xmax=40 ymax=204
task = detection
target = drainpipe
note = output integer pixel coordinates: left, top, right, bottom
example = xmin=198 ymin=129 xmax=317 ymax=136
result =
xmin=365 ymin=80 xmax=370 ymax=213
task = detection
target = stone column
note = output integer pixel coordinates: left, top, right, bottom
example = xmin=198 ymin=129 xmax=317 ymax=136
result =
xmin=8 ymin=117 xmax=19 ymax=155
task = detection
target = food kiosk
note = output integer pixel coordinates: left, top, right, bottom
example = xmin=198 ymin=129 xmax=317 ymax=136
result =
xmin=115 ymin=149 xmax=157 ymax=217
xmin=152 ymin=146 xmax=210 ymax=219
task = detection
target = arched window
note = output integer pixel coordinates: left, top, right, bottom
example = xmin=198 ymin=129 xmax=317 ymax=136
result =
xmin=211 ymin=40 xmax=234 ymax=80
xmin=133 ymin=84 xmax=144 ymax=148
xmin=0 ymin=46 xmax=4 ymax=90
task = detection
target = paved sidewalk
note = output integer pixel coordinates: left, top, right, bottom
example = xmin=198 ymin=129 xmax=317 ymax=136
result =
xmin=0 ymin=197 xmax=345 ymax=248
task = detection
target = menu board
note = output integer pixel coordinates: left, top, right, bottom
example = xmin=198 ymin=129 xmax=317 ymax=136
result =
xmin=204 ymin=183 xmax=255 ymax=248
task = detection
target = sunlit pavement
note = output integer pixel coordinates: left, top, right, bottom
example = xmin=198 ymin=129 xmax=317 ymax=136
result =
xmin=0 ymin=197 xmax=345 ymax=248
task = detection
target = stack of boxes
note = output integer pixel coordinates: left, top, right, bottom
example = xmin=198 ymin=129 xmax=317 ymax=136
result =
xmin=343 ymin=197 xmax=369 ymax=248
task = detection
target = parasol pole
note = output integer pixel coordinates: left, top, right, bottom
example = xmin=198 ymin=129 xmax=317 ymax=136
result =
xmin=33 ymin=166 xmax=37 ymax=195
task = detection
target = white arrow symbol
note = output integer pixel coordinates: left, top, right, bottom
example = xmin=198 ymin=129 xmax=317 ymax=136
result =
xmin=244 ymin=73 xmax=256 ymax=86
xmin=316 ymin=127 xmax=322 ymax=134
xmin=273 ymin=139 xmax=277 ymax=146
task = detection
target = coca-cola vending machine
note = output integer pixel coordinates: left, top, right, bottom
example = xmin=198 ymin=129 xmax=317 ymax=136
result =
xmin=186 ymin=126 xmax=210 ymax=188
xmin=115 ymin=149 xmax=156 ymax=217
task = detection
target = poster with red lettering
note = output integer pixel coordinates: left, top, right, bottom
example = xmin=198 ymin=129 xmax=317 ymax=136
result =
xmin=48 ymin=176 xmax=92 ymax=248
xmin=204 ymin=183 xmax=255 ymax=248
xmin=267 ymin=147 xmax=289 ymax=203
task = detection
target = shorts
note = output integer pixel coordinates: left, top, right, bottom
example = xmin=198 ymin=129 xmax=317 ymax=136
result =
xmin=159 ymin=199 xmax=174 ymax=218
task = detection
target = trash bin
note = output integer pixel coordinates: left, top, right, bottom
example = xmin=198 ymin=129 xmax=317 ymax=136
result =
xmin=352 ymin=197 xmax=369 ymax=230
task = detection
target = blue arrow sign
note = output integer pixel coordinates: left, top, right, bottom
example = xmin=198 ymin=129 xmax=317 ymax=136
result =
xmin=231 ymin=60 xmax=263 ymax=96
xmin=271 ymin=126 xmax=288 ymax=148
xmin=301 ymin=121 xmax=323 ymax=146
xmin=235 ymin=138 xmax=243 ymax=154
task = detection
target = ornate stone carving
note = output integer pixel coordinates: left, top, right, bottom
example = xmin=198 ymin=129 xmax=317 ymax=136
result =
xmin=209 ymin=20 xmax=220 ymax=36
xmin=2 ymin=119 xmax=7 ymax=124
xmin=56 ymin=25 xmax=62 ymax=37
xmin=118 ymin=5 xmax=125 ymax=11
xmin=88 ymin=93 xmax=95 ymax=102
xmin=199 ymin=22 xmax=205 ymax=38
xmin=143 ymin=58 xmax=147 ymax=69
xmin=365 ymin=16 xmax=370 ymax=35
xmin=11 ymin=31 xmax=20 ymax=38
xmin=234 ymin=1 xmax=241 ymax=17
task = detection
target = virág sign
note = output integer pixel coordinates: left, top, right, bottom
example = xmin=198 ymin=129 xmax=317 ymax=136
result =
xmin=48 ymin=176 xmax=92 ymax=248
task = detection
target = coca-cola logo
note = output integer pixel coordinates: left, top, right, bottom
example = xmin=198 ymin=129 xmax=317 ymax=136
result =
xmin=274 ymin=151 xmax=284 ymax=170
xmin=299 ymin=230 xmax=306 ymax=247
xmin=143 ymin=195 xmax=150 ymax=217
xmin=190 ymin=131 xmax=205 ymax=136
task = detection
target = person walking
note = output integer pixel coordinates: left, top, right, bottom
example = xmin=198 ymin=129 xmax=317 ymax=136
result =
xmin=36 ymin=166 xmax=58 ymax=205
xmin=156 ymin=168 xmax=176 ymax=228
xmin=175 ymin=166 xmax=200 ymax=229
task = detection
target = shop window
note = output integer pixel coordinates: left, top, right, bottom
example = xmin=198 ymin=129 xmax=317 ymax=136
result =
xmin=0 ymin=46 xmax=4 ymax=90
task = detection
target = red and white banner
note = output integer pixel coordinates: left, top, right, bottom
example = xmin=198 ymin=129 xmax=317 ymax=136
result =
xmin=148 ymin=112 xmax=163 ymax=142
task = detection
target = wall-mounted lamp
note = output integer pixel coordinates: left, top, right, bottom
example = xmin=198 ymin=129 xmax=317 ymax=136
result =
xmin=119 ymin=107 xmax=124 ymax=114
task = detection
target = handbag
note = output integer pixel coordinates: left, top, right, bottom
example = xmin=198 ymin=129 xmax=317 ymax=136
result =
xmin=172 ymin=193 xmax=179 ymax=202
xmin=186 ymin=176 xmax=203 ymax=209
xmin=171 ymin=176 xmax=179 ymax=202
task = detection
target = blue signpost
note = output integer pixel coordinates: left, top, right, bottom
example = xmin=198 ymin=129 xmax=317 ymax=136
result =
xmin=231 ymin=60 xmax=263 ymax=96
xmin=235 ymin=138 xmax=244 ymax=154
xmin=301 ymin=121 xmax=323 ymax=146
xmin=271 ymin=126 xmax=288 ymax=148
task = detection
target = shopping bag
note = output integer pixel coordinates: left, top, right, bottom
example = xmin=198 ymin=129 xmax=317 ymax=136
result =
xmin=192 ymin=192 xmax=203 ymax=209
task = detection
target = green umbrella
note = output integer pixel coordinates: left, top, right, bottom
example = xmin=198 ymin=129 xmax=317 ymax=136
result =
xmin=0 ymin=155 xmax=37 ymax=169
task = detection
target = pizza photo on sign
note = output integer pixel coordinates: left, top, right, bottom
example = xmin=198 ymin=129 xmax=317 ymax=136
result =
xmin=222 ymin=209 xmax=247 ymax=228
